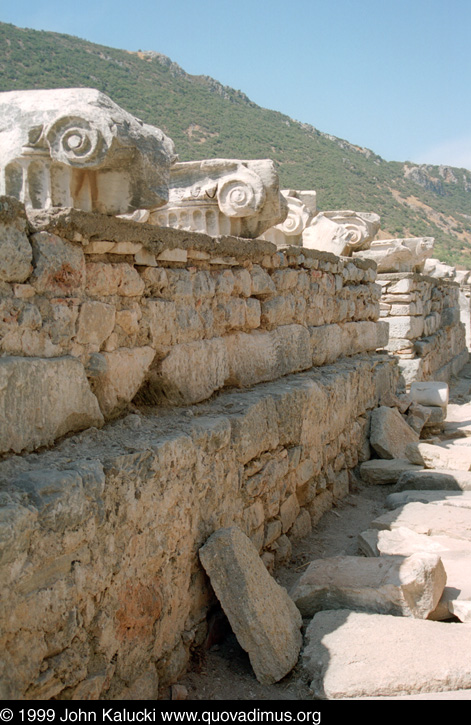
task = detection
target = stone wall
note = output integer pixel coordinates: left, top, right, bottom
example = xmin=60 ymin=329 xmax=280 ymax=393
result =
xmin=1 ymin=197 xmax=385 ymax=455
xmin=0 ymin=354 xmax=397 ymax=700
xmin=378 ymin=272 xmax=468 ymax=385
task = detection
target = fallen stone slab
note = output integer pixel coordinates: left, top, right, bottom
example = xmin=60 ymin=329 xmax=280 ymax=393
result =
xmin=410 ymin=381 xmax=449 ymax=409
xmin=290 ymin=553 xmax=445 ymax=619
xmin=359 ymin=459 xmax=423 ymax=485
xmin=371 ymin=502 xmax=471 ymax=542
xmin=359 ymin=526 xmax=471 ymax=558
xmin=199 ymin=526 xmax=302 ymax=685
xmin=358 ymin=527 xmax=471 ymax=621
xmin=406 ymin=403 xmax=431 ymax=435
xmin=386 ymin=490 xmax=471 ymax=510
xmin=0 ymin=355 xmax=104 ymax=454
xmin=405 ymin=442 xmax=471 ymax=471
xmin=370 ymin=406 xmax=419 ymax=460
xmin=395 ymin=469 xmax=471 ymax=492
xmin=303 ymin=609 xmax=471 ymax=699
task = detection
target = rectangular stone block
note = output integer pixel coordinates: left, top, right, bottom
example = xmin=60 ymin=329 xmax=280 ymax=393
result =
xmin=0 ymin=356 xmax=103 ymax=454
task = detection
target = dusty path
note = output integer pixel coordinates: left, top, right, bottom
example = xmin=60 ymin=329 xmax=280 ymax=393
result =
xmin=172 ymin=364 xmax=471 ymax=701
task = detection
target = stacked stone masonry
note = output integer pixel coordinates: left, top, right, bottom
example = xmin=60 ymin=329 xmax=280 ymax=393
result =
xmin=0 ymin=197 xmax=385 ymax=453
xmin=378 ymin=272 xmax=468 ymax=385
xmin=0 ymin=355 xmax=397 ymax=699
xmin=1 ymin=193 xmax=467 ymax=700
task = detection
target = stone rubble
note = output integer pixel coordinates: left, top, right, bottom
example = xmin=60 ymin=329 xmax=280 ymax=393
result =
xmin=369 ymin=405 xmax=419 ymax=459
xmin=298 ymin=368 xmax=471 ymax=697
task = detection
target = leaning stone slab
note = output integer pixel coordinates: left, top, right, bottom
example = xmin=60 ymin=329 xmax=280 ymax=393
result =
xmin=395 ymin=469 xmax=471 ymax=492
xmin=303 ymin=610 xmax=471 ymax=699
xmin=199 ymin=527 xmax=302 ymax=685
xmin=371 ymin=502 xmax=471 ymax=542
xmin=386 ymin=490 xmax=471 ymax=510
xmin=290 ymin=554 xmax=445 ymax=619
xmin=370 ymin=406 xmax=419 ymax=459
xmin=359 ymin=459 xmax=423 ymax=485
xmin=0 ymin=356 xmax=104 ymax=454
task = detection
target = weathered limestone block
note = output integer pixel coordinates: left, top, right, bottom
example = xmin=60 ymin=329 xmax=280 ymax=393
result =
xmin=230 ymin=395 xmax=280 ymax=466
xmin=225 ymin=325 xmax=311 ymax=388
xmin=31 ymin=232 xmax=85 ymax=296
xmin=358 ymin=524 xmax=471 ymax=622
xmin=405 ymin=442 xmax=471 ymax=471
xmin=359 ymin=459 xmax=423 ymax=485
xmin=0 ymin=88 xmax=176 ymax=214
xmin=371 ymin=501 xmax=471 ymax=541
xmin=199 ymin=527 xmax=302 ymax=685
xmin=359 ymin=526 xmax=471 ymax=559
xmin=291 ymin=553 xmax=445 ymax=619
xmin=370 ymin=406 xmax=419 ymax=459
xmin=303 ymin=211 xmax=380 ymax=256
xmin=303 ymin=610 xmax=471 ymax=699
xmin=93 ymin=346 xmax=155 ymax=417
xmin=353 ymin=237 xmax=434 ymax=273
xmin=0 ymin=356 xmax=103 ymax=453
xmin=149 ymin=159 xmax=287 ymax=239
xmin=395 ymin=469 xmax=471 ymax=491
xmin=0 ymin=196 xmax=32 ymax=282
xmin=76 ymin=301 xmax=116 ymax=346
xmin=142 ymin=338 xmax=228 ymax=406
xmin=383 ymin=314 xmax=424 ymax=340
xmin=410 ymin=381 xmax=449 ymax=409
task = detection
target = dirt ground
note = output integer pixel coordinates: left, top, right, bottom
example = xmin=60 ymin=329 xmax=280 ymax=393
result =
xmin=169 ymin=365 xmax=471 ymax=701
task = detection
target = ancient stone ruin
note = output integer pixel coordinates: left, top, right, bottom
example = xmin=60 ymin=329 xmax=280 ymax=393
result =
xmin=0 ymin=88 xmax=176 ymax=215
xmin=1 ymin=89 xmax=471 ymax=700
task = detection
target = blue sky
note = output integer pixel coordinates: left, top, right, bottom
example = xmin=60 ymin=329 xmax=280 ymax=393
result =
xmin=2 ymin=0 xmax=471 ymax=169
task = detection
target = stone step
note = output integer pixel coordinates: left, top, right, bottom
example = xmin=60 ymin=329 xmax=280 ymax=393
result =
xmin=359 ymin=459 xmax=423 ymax=485
xmin=395 ymin=468 xmax=471 ymax=491
xmin=358 ymin=526 xmax=471 ymax=621
xmin=303 ymin=610 xmax=471 ymax=699
xmin=290 ymin=553 xmax=445 ymax=619
xmin=386 ymin=490 xmax=471 ymax=510
xmin=405 ymin=442 xmax=471 ymax=471
xmin=371 ymin=501 xmax=471 ymax=541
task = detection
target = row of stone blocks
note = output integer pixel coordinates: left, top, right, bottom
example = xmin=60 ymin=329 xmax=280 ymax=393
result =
xmin=0 ymin=355 xmax=398 ymax=699
xmin=0 ymin=199 xmax=384 ymax=455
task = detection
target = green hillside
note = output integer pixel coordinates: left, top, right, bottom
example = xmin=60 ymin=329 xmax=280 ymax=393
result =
xmin=1 ymin=22 xmax=470 ymax=266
